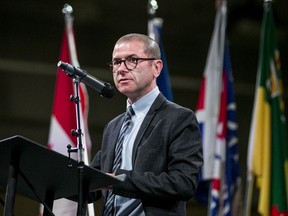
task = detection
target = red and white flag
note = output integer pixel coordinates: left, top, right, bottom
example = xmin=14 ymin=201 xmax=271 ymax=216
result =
xmin=195 ymin=1 xmax=226 ymax=180
xmin=195 ymin=2 xmax=242 ymax=215
xmin=40 ymin=9 xmax=94 ymax=216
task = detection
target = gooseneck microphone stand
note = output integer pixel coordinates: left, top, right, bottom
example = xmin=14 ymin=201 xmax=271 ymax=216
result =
xmin=67 ymin=76 xmax=87 ymax=216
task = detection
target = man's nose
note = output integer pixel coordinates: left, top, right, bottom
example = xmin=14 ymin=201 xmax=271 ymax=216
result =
xmin=117 ymin=61 xmax=128 ymax=72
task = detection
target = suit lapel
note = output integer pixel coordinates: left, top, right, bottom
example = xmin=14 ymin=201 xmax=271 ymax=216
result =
xmin=105 ymin=114 xmax=126 ymax=172
xmin=131 ymin=94 xmax=166 ymax=165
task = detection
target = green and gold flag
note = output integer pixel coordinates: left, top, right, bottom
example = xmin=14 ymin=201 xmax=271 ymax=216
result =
xmin=246 ymin=1 xmax=288 ymax=216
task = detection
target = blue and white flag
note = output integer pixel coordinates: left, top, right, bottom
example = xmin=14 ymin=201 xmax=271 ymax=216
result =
xmin=148 ymin=18 xmax=173 ymax=101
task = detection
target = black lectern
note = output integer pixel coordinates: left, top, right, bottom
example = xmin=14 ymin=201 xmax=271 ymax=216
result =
xmin=0 ymin=135 xmax=120 ymax=216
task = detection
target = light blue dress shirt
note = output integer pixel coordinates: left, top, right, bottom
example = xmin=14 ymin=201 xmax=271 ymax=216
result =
xmin=114 ymin=87 xmax=160 ymax=216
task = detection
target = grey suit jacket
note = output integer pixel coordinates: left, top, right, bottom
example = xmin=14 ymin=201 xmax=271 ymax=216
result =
xmin=91 ymin=93 xmax=203 ymax=216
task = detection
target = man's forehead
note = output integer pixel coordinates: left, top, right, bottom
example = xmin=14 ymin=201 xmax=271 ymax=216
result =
xmin=113 ymin=41 xmax=145 ymax=57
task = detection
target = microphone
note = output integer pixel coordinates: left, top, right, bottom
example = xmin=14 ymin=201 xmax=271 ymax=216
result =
xmin=57 ymin=61 xmax=114 ymax=98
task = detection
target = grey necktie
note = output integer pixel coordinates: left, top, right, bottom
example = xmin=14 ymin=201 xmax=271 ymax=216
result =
xmin=103 ymin=106 xmax=134 ymax=216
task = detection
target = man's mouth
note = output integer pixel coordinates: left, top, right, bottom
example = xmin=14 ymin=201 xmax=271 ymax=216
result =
xmin=119 ymin=78 xmax=131 ymax=83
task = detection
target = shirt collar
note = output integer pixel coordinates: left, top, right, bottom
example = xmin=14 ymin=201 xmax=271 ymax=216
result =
xmin=126 ymin=87 xmax=160 ymax=117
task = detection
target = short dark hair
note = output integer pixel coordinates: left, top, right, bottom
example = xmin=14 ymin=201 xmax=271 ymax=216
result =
xmin=115 ymin=33 xmax=161 ymax=59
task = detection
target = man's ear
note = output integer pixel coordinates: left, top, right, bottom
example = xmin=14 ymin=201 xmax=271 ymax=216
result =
xmin=153 ymin=60 xmax=163 ymax=78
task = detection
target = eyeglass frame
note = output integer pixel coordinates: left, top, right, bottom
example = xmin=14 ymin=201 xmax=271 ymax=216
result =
xmin=108 ymin=56 xmax=157 ymax=72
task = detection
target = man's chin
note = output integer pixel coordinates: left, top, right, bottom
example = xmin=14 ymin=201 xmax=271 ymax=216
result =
xmin=118 ymin=86 xmax=134 ymax=94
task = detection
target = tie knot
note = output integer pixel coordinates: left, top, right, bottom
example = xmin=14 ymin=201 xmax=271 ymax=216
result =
xmin=127 ymin=105 xmax=135 ymax=117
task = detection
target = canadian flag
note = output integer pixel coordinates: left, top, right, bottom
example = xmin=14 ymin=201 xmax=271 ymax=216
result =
xmin=40 ymin=10 xmax=94 ymax=216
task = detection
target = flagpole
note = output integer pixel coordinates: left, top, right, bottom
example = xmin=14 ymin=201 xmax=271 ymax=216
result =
xmin=244 ymin=1 xmax=274 ymax=216
xmin=62 ymin=4 xmax=78 ymax=66
xmin=207 ymin=1 xmax=227 ymax=215
xmin=147 ymin=0 xmax=158 ymax=39
xmin=205 ymin=5 xmax=224 ymax=214
xmin=63 ymin=4 xmax=96 ymax=216
xmin=147 ymin=0 xmax=158 ymax=18
xmin=244 ymin=172 xmax=255 ymax=216
xmin=62 ymin=4 xmax=87 ymax=216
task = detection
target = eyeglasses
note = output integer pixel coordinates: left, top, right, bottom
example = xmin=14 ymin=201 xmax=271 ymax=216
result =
xmin=108 ymin=56 xmax=156 ymax=72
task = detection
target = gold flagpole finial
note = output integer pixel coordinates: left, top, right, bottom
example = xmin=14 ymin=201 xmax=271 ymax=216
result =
xmin=62 ymin=4 xmax=73 ymax=15
xmin=147 ymin=0 xmax=158 ymax=17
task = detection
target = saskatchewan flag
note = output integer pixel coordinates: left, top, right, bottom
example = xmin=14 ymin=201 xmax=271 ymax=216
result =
xmin=246 ymin=1 xmax=288 ymax=216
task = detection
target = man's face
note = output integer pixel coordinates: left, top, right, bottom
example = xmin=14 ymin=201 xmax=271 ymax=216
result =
xmin=112 ymin=40 xmax=162 ymax=103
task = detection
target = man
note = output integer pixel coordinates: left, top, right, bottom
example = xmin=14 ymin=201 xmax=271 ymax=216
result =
xmin=91 ymin=33 xmax=203 ymax=216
